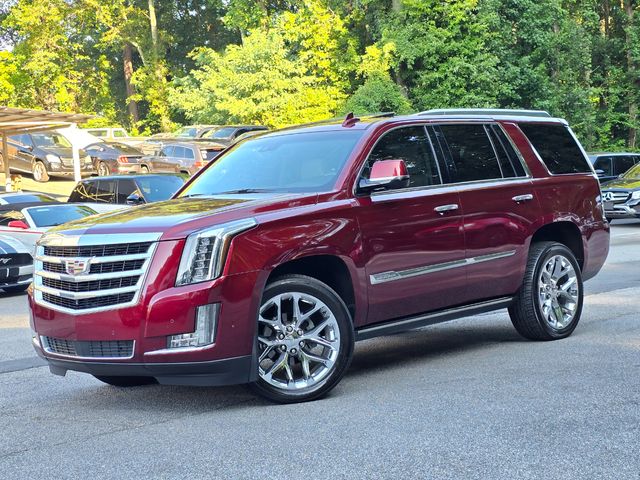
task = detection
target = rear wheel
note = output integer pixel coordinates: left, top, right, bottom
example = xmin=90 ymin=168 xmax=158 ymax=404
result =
xmin=32 ymin=160 xmax=49 ymax=182
xmin=97 ymin=162 xmax=110 ymax=177
xmin=2 ymin=285 xmax=29 ymax=294
xmin=509 ymin=242 xmax=583 ymax=340
xmin=94 ymin=376 xmax=157 ymax=387
xmin=250 ymin=275 xmax=354 ymax=403
xmin=140 ymin=165 xmax=149 ymax=174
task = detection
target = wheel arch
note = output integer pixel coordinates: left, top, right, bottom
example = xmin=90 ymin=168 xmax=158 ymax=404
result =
xmin=530 ymin=221 xmax=584 ymax=269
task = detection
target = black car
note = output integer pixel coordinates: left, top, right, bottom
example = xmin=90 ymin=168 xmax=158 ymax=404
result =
xmin=0 ymin=234 xmax=33 ymax=294
xmin=589 ymin=152 xmax=640 ymax=183
xmin=3 ymin=132 xmax=95 ymax=182
xmin=84 ymin=142 xmax=145 ymax=176
xmin=196 ymin=125 xmax=269 ymax=146
xmin=600 ymin=162 xmax=640 ymax=219
xmin=68 ymin=174 xmax=186 ymax=207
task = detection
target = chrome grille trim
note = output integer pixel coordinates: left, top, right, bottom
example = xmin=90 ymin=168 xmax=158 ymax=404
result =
xmin=33 ymin=232 xmax=162 ymax=315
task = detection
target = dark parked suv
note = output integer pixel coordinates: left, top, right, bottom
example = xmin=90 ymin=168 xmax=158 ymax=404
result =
xmin=589 ymin=152 xmax=640 ymax=183
xmin=29 ymin=110 xmax=609 ymax=403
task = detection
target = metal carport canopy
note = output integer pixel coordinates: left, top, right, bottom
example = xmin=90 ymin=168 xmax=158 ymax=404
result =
xmin=0 ymin=106 xmax=94 ymax=192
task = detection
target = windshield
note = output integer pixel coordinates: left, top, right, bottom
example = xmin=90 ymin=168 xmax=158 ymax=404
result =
xmin=32 ymin=133 xmax=72 ymax=148
xmin=27 ymin=205 xmax=97 ymax=227
xmin=204 ymin=127 xmax=236 ymax=140
xmin=622 ymin=163 xmax=640 ymax=179
xmin=108 ymin=143 xmax=143 ymax=154
xmin=178 ymin=130 xmax=363 ymax=196
xmin=137 ymin=176 xmax=185 ymax=202
xmin=174 ymin=127 xmax=197 ymax=138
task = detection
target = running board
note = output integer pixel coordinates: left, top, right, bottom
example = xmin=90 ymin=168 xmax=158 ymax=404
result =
xmin=355 ymin=297 xmax=514 ymax=341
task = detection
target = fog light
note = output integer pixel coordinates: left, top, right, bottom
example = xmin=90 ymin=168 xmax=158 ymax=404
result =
xmin=168 ymin=303 xmax=219 ymax=349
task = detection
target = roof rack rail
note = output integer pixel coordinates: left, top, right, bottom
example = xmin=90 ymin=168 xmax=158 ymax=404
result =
xmin=418 ymin=108 xmax=552 ymax=118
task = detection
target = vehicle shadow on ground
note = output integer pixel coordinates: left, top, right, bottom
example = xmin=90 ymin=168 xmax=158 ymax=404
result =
xmin=348 ymin=321 xmax=524 ymax=377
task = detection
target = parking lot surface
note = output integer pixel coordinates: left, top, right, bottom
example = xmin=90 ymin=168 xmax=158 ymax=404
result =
xmin=0 ymin=222 xmax=638 ymax=479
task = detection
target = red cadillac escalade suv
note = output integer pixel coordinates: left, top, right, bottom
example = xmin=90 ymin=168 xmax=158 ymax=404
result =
xmin=28 ymin=109 xmax=609 ymax=403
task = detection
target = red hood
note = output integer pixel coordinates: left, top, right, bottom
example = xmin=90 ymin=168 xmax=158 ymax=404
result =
xmin=49 ymin=193 xmax=318 ymax=240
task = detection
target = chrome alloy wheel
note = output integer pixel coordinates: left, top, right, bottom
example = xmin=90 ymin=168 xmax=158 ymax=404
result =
xmin=537 ymin=254 xmax=580 ymax=330
xmin=257 ymin=292 xmax=341 ymax=391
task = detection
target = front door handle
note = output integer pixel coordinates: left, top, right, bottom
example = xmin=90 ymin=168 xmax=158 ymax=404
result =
xmin=512 ymin=194 xmax=534 ymax=203
xmin=434 ymin=204 xmax=459 ymax=214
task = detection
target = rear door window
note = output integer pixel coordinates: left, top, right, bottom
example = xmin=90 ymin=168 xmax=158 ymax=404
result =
xmin=436 ymin=124 xmax=502 ymax=182
xmin=95 ymin=179 xmax=116 ymax=203
xmin=519 ymin=123 xmax=590 ymax=174
xmin=160 ymin=146 xmax=175 ymax=157
xmin=363 ymin=126 xmax=441 ymax=188
xmin=593 ymin=156 xmax=613 ymax=176
xmin=68 ymin=181 xmax=98 ymax=202
xmin=616 ymin=156 xmax=636 ymax=175
xmin=116 ymin=179 xmax=138 ymax=203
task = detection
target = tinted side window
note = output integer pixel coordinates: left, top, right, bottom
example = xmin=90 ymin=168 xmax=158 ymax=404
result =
xmin=519 ymin=123 xmax=590 ymax=174
xmin=594 ymin=157 xmax=613 ymax=176
xmin=95 ymin=180 xmax=116 ymax=203
xmin=116 ymin=179 xmax=138 ymax=203
xmin=161 ymin=146 xmax=175 ymax=157
xmin=183 ymin=147 xmax=195 ymax=159
xmin=438 ymin=124 xmax=502 ymax=182
xmin=364 ymin=126 xmax=441 ymax=188
xmin=68 ymin=181 xmax=98 ymax=202
xmin=616 ymin=156 xmax=636 ymax=175
xmin=488 ymin=125 xmax=526 ymax=177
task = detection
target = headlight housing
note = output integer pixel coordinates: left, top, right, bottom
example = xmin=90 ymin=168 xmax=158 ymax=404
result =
xmin=631 ymin=190 xmax=640 ymax=200
xmin=45 ymin=153 xmax=61 ymax=163
xmin=175 ymin=218 xmax=257 ymax=286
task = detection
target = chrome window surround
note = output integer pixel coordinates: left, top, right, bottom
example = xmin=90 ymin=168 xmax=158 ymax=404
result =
xmin=33 ymin=232 xmax=162 ymax=315
xmin=352 ymin=121 xmax=532 ymax=198
xmin=370 ymin=250 xmax=516 ymax=285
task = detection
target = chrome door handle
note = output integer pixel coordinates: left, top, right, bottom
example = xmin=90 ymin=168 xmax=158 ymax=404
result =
xmin=512 ymin=194 xmax=534 ymax=203
xmin=434 ymin=204 xmax=459 ymax=214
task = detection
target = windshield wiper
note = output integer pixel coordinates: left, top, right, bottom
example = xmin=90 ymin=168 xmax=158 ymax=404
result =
xmin=214 ymin=188 xmax=273 ymax=195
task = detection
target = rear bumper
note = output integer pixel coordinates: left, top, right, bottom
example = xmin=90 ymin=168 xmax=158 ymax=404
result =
xmin=0 ymin=265 xmax=33 ymax=289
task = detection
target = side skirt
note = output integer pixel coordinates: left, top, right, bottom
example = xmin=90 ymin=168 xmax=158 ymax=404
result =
xmin=355 ymin=297 xmax=514 ymax=341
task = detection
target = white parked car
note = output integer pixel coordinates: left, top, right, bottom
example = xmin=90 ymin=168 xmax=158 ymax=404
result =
xmin=0 ymin=202 xmax=98 ymax=253
xmin=0 ymin=234 xmax=33 ymax=294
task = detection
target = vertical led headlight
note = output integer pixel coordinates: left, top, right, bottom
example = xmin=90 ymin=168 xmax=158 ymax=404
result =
xmin=175 ymin=218 xmax=257 ymax=286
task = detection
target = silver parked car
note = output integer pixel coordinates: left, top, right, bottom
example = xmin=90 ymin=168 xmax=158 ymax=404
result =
xmin=139 ymin=141 xmax=226 ymax=176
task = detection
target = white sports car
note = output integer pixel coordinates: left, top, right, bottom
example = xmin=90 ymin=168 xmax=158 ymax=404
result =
xmin=0 ymin=234 xmax=33 ymax=293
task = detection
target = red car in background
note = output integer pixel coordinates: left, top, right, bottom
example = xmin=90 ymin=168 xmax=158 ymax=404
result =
xmin=29 ymin=109 xmax=609 ymax=403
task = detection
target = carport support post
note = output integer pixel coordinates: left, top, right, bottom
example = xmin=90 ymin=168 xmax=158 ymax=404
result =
xmin=2 ymin=133 xmax=10 ymax=193
xmin=72 ymin=139 xmax=81 ymax=183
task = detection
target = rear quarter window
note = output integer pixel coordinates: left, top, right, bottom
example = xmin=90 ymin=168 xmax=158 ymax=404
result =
xmin=519 ymin=123 xmax=591 ymax=174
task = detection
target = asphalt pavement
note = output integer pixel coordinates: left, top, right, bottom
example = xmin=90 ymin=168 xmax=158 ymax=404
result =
xmin=0 ymin=222 xmax=638 ymax=479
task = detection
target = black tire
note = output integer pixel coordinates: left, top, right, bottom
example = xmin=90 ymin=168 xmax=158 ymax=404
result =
xmin=94 ymin=376 xmax=157 ymax=387
xmin=97 ymin=162 xmax=110 ymax=177
xmin=250 ymin=274 xmax=354 ymax=404
xmin=2 ymin=284 xmax=29 ymax=294
xmin=509 ymin=241 xmax=583 ymax=340
xmin=140 ymin=165 xmax=149 ymax=174
xmin=32 ymin=160 xmax=50 ymax=182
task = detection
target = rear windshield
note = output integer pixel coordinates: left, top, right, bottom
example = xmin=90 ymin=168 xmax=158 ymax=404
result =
xmin=136 ymin=176 xmax=185 ymax=202
xmin=27 ymin=205 xmax=97 ymax=227
xmin=179 ymin=131 xmax=363 ymax=196
xmin=201 ymin=148 xmax=223 ymax=161
xmin=519 ymin=123 xmax=590 ymax=174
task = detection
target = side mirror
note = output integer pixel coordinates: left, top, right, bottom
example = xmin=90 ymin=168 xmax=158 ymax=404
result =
xmin=8 ymin=220 xmax=29 ymax=230
xmin=594 ymin=169 xmax=605 ymax=177
xmin=126 ymin=192 xmax=146 ymax=205
xmin=358 ymin=159 xmax=410 ymax=193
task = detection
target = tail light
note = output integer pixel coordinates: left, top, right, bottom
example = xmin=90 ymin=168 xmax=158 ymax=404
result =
xmin=117 ymin=155 xmax=129 ymax=163
xmin=194 ymin=160 xmax=205 ymax=168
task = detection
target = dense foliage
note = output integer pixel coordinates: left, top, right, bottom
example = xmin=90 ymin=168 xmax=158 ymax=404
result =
xmin=1 ymin=0 xmax=639 ymax=149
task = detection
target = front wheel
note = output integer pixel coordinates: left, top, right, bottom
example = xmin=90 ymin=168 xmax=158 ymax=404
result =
xmin=32 ymin=160 xmax=49 ymax=182
xmin=94 ymin=376 xmax=157 ymax=387
xmin=250 ymin=275 xmax=354 ymax=403
xmin=509 ymin=242 xmax=583 ymax=340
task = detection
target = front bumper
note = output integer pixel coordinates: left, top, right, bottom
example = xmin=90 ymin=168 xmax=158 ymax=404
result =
xmin=604 ymin=204 xmax=640 ymax=219
xmin=29 ymin=240 xmax=263 ymax=387
xmin=0 ymin=264 xmax=33 ymax=289
xmin=115 ymin=164 xmax=142 ymax=174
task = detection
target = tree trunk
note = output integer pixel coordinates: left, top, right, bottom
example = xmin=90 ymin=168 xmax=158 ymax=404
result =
xmin=148 ymin=0 xmax=159 ymax=60
xmin=625 ymin=0 xmax=638 ymax=148
xmin=123 ymin=42 xmax=139 ymax=124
